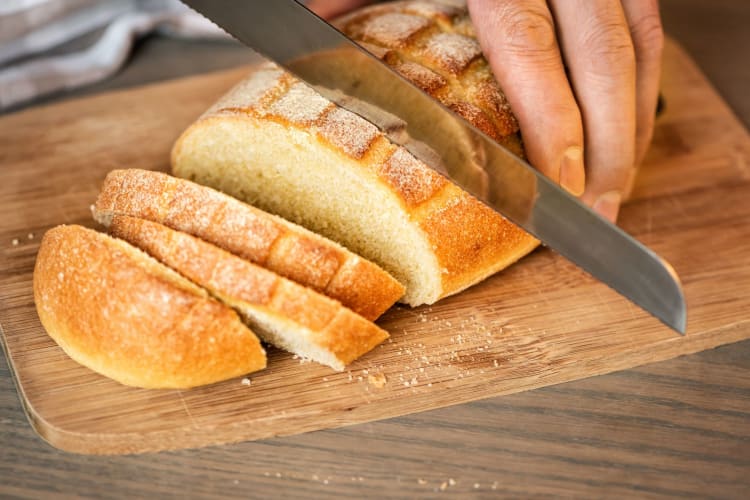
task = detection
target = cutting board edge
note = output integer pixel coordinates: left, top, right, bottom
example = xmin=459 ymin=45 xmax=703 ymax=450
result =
xmin=18 ymin=319 xmax=749 ymax=455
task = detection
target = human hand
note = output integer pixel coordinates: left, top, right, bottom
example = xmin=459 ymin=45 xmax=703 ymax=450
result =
xmin=468 ymin=0 xmax=663 ymax=222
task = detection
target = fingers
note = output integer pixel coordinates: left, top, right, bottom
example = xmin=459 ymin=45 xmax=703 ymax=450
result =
xmin=305 ymin=0 xmax=374 ymax=19
xmin=549 ymin=0 xmax=637 ymax=221
xmin=467 ymin=0 xmax=586 ymax=196
xmin=622 ymin=0 xmax=664 ymax=196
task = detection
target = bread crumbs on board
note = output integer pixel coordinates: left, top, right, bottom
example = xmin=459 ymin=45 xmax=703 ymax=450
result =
xmin=367 ymin=373 xmax=387 ymax=388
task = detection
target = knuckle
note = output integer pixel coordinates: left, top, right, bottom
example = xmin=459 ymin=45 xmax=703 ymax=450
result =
xmin=580 ymin=20 xmax=636 ymax=79
xmin=495 ymin=2 xmax=558 ymax=60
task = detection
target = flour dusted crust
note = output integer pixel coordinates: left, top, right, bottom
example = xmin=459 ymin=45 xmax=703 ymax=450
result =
xmin=93 ymin=169 xmax=403 ymax=321
xmin=334 ymin=0 xmax=520 ymax=142
xmin=171 ymin=0 xmax=539 ymax=305
xmin=33 ymin=225 xmax=266 ymax=389
xmin=108 ymin=215 xmax=389 ymax=371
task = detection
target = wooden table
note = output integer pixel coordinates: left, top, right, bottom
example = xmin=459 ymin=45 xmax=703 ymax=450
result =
xmin=1 ymin=1 xmax=748 ymax=497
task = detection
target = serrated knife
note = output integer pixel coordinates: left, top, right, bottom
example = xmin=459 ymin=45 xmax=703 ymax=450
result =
xmin=180 ymin=0 xmax=687 ymax=334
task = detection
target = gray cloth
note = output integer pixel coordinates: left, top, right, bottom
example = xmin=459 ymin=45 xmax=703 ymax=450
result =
xmin=0 ymin=0 xmax=229 ymax=110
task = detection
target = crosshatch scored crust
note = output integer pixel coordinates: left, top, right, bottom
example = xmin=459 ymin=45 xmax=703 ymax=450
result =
xmin=92 ymin=169 xmax=404 ymax=321
xmin=171 ymin=1 xmax=539 ymax=306
xmin=335 ymin=1 xmax=520 ymax=141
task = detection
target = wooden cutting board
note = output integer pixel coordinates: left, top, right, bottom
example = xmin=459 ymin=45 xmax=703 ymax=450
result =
xmin=1 ymin=39 xmax=749 ymax=455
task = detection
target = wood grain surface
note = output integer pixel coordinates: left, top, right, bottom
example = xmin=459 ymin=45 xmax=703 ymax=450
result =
xmin=1 ymin=1 xmax=749 ymax=496
xmin=1 ymin=37 xmax=748 ymax=457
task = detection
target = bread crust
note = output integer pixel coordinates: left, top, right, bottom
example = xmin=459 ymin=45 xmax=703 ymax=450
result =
xmin=33 ymin=225 xmax=266 ymax=389
xmin=108 ymin=215 xmax=389 ymax=371
xmin=334 ymin=1 xmax=522 ymax=144
xmin=93 ymin=169 xmax=403 ymax=320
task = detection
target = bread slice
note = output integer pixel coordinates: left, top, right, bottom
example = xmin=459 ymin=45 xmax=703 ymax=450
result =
xmin=171 ymin=2 xmax=539 ymax=306
xmin=92 ymin=168 xmax=403 ymax=321
xmin=108 ymin=215 xmax=389 ymax=371
xmin=33 ymin=225 xmax=266 ymax=389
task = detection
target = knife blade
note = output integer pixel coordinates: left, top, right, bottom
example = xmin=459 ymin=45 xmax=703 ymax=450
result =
xmin=180 ymin=0 xmax=687 ymax=334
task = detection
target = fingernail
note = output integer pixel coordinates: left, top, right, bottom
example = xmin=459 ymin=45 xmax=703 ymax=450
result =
xmin=560 ymin=146 xmax=585 ymax=196
xmin=593 ymin=190 xmax=622 ymax=223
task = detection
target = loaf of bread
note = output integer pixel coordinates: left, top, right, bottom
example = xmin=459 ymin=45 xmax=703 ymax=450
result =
xmin=92 ymin=169 xmax=403 ymax=321
xmin=108 ymin=215 xmax=389 ymax=371
xmin=33 ymin=225 xmax=266 ymax=389
xmin=172 ymin=1 xmax=538 ymax=306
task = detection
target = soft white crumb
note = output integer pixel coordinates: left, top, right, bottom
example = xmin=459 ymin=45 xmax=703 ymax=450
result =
xmin=241 ymin=378 xmax=251 ymax=386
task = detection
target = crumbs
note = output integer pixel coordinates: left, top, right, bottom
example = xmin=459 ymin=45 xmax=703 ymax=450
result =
xmin=367 ymin=373 xmax=387 ymax=388
xmin=322 ymin=307 xmax=508 ymax=395
xmin=9 ymin=232 xmax=35 ymax=247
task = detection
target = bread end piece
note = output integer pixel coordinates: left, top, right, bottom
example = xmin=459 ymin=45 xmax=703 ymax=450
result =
xmin=33 ymin=225 xmax=266 ymax=389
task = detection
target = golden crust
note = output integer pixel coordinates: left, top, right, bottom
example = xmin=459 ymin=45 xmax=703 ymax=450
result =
xmin=336 ymin=1 xmax=519 ymax=138
xmin=33 ymin=225 xmax=266 ymax=389
xmin=378 ymin=146 xmax=448 ymax=207
xmin=93 ymin=169 xmax=403 ymax=320
xmin=354 ymin=12 xmax=433 ymax=49
xmin=109 ymin=215 xmax=389 ymax=370
xmin=418 ymin=186 xmax=539 ymax=294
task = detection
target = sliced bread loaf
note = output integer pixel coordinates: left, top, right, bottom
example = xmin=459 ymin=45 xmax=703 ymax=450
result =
xmin=33 ymin=225 xmax=266 ymax=389
xmin=108 ymin=215 xmax=389 ymax=371
xmin=171 ymin=6 xmax=539 ymax=306
xmin=92 ymin=168 xmax=404 ymax=321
